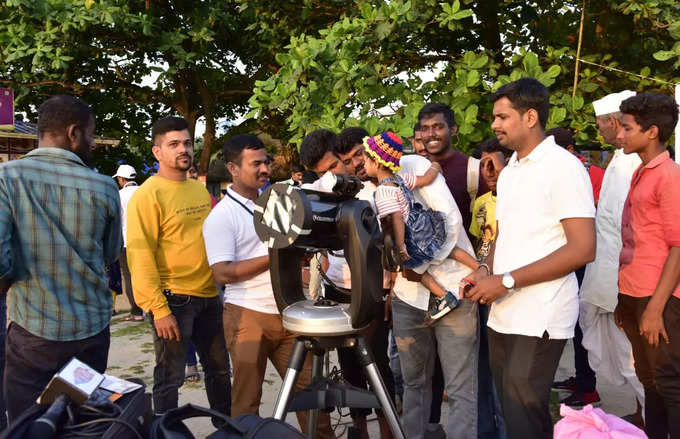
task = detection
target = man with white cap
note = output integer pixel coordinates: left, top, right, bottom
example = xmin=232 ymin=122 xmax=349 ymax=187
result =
xmin=578 ymin=90 xmax=645 ymax=421
xmin=113 ymin=164 xmax=144 ymax=321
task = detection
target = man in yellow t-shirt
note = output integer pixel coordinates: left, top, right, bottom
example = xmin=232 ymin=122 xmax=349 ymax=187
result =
xmin=126 ymin=116 xmax=230 ymax=418
xmin=468 ymin=137 xmax=512 ymax=438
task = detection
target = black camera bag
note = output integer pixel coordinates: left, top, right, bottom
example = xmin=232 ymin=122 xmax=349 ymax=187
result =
xmin=149 ymin=404 xmax=308 ymax=439
xmin=1 ymin=378 xmax=149 ymax=439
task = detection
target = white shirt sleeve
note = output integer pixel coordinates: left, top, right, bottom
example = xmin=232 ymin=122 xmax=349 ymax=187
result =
xmin=202 ymin=202 xmax=237 ymax=266
xmin=550 ymin=157 xmax=596 ymax=220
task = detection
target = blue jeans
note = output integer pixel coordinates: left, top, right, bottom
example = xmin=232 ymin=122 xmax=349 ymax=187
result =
xmin=150 ymin=294 xmax=230 ymax=416
xmin=392 ymin=296 xmax=479 ymax=439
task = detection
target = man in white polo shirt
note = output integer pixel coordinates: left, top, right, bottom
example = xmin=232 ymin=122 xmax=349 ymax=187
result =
xmin=202 ymin=134 xmax=334 ymax=438
xmin=467 ymin=78 xmax=596 ymax=439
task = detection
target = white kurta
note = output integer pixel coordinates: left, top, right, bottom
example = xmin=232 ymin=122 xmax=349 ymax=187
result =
xmin=579 ymin=148 xmax=645 ymax=407
xmin=580 ymin=148 xmax=641 ymax=312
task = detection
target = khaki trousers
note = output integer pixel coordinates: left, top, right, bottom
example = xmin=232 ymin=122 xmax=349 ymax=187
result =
xmin=223 ymin=303 xmax=335 ymax=439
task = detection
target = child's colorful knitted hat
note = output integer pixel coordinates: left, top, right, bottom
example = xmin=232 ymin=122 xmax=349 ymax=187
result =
xmin=362 ymin=131 xmax=403 ymax=172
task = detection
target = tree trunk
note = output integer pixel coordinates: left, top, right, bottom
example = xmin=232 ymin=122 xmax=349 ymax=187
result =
xmin=195 ymin=73 xmax=216 ymax=176
xmin=475 ymin=1 xmax=504 ymax=64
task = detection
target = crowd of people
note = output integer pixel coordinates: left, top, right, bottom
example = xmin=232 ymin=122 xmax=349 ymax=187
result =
xmin=0 ymin=77 xmax=678 ymax=439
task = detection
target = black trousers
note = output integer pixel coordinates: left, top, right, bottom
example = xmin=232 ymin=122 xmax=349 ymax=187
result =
xmin=574 ymin=266 xmax=596 ymax=392
xmin=618 ymin=293 xmax=680 ymax=439
xmin=488 ymin=329 xmax=566 ymax=439
xmin=330 ymin=285 xmax=395 ymax=418
xmin=4 ymin=322 xmax=110 ymax=423
xmin=430 ymin=353 xmax=444 ymax=424
xmin=150 ymin=294 xmax=230 ymax=417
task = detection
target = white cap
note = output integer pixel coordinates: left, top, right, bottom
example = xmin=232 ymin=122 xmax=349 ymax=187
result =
xmin=112 ymin=164 xmax=136 ymax=179
xmin=592 ymin=90 xmax=636 ymax=116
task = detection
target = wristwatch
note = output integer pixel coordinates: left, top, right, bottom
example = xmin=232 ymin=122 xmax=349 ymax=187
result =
xmin=502 ymin=272 xmax=516 ymax=291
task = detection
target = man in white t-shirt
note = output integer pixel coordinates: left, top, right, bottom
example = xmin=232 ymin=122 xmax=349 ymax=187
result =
xmin=467 ymin=78 xmax=596 ymax=439
xmin=390 ymin=153 xmax=479 ymax=439
xmin=113 ymin=164 xmax=143 ymax=321
xmin=202 ymin=134 xmax=334 ymax=438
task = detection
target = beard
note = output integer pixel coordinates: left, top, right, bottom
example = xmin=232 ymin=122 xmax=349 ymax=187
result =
xmin=75 ymin=140 xmax=94 ymax=166
xmin=174 ymin=155 xmax=192 ymax=171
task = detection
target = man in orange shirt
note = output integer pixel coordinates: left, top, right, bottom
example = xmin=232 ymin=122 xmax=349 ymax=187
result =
xmin=615 ymin=92 xmax=680 ymax=439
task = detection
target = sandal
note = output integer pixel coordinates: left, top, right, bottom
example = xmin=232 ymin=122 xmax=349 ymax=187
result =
xmin=123 ymin=314 xmax=144 ymax=322
xmin=185 ymin=365 xmax=201 ymax=382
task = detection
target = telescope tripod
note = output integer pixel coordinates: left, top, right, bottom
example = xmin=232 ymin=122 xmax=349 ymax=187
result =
xmin=272 ymin=334 xmax=405 ymax=439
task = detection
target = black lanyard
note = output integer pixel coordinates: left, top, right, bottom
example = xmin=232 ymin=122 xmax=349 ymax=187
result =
xmin=225 ymin=189 xmax=254 ymax=216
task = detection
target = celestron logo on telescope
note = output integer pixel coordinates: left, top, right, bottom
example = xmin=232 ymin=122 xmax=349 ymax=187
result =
xmin=313 ymin=214 xmax=335 ymax=223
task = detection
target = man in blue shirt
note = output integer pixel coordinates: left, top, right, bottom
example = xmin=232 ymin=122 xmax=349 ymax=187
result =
xmin=0 ymin=95 xmax=121 ymax=421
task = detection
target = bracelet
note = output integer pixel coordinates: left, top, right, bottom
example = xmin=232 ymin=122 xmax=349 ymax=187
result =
xmin=478 ymin=263 xmax=491 ymax=275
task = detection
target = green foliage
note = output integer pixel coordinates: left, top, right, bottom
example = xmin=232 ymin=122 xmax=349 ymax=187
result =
xmin=2 ymin=0 xmax=680 ymax=173
xmin=615 ymin=0 xmax=680 ymax=68
xmin=249 ymin=0 xmax=680 ymax=152
xmin=0 ymin=0 xmax=253 ymax=173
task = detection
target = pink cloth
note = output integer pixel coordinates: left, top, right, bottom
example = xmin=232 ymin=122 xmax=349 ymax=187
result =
xmin=554 ymin=404 xmax=647 ymax=439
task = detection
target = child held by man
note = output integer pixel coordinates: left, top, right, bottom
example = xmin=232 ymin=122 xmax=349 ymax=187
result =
xmin=362 ymin=131 xmax=479 ymax=322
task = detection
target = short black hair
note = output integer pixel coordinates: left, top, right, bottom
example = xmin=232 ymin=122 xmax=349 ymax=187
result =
xmin=546 ymin=127 xmax=575 ymax=149
xmin=336 ymin=127 xmax=369 ymax=155
xmin=490 ymin=78 xmax=550 ymax=129
xmin=413 ymin=122 xmax=421 ymax=134
xmin=479 ymin=137 xmax=513 ymax=158
xmin=471 ymin=146 xmax=483 ymax=159
xmin=223 ymin=134 xmax=265 ymax=164
xmin=37 ymin=95 xmax=93 ymax=138
xmin=417 ymin=103 xmax=456 ymax=128
xmin=152 ymin=116 xmax=190 ymax=144
xmin=291 ymin=163 xmax=304 ymax=173
xmin=620 ymin=92 xmax=679 ymax=143
xmin=299 ymin=129 xmax=337 ymax=170
xmin=301 ymin=170 xmax=319 ymax=184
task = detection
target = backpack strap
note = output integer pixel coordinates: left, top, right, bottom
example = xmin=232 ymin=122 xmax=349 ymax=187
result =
xmin=466 ymin=157 xmax=480 ymax=210
xmin=150 ymin=403 xmax=244 ymax=439
xmin=378 ymin=176 xmax=414 ymax=210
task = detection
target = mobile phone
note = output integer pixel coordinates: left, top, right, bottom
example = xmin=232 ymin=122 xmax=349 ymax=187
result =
xmin=461 ymin=280 xmax=476 ymax=297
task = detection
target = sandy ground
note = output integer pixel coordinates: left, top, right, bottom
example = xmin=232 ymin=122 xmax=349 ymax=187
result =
xmin=109 ymin=295 xmax=639 ymax=438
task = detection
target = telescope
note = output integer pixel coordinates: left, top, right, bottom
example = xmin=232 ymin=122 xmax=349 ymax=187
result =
xmin=253 ymin=174 xmax=384 ymax=333
xmin=253 ymin=174 xmax=405 ymax=439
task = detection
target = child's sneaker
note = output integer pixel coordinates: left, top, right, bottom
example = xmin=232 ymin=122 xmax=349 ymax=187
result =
xmin=424 ymin=291 xmax=459 ymax=324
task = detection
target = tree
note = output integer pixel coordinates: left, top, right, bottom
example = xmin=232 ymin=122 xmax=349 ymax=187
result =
xmin=2 ymin=0 xmax=678 ymax=170
xmin=0 ymin=0 xmax=257 ymax=174
xmin=247 ymin=0 xmax=680 ymax=152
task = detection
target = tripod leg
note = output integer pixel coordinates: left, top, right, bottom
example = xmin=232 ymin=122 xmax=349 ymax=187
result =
xmin=273 ymin=338 xmax=308 ymax=421
xmin=306 ymin=350 xmax=324 ymax=438
xmin=356 ymin=337 xmax=406 ymax=439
